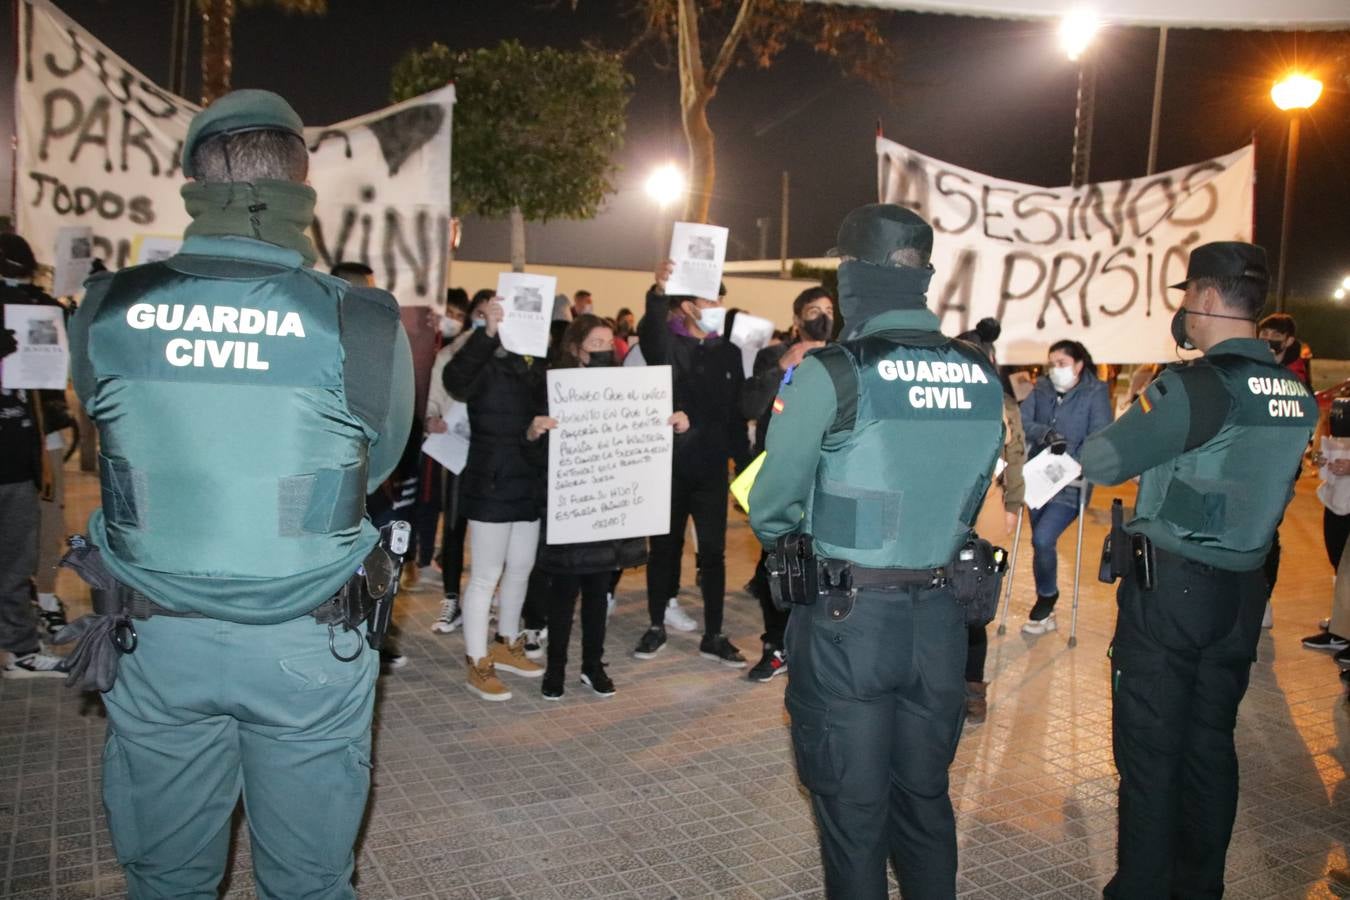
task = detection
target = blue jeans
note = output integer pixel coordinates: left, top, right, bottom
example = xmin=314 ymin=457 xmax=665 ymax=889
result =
xmin=1030 ymin=502 xmax=1080 ymax=602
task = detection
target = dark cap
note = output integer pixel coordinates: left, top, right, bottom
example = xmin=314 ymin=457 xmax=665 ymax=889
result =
xmin=1169 ymin=241 xmax=1269 ymax=290
xmin=827 ymin=203 xmax=934 ymax=267
xmin=181 ymin=89 xmax=306 ymax=178
xmin=0 ymin=233 xmax=38 ymax=278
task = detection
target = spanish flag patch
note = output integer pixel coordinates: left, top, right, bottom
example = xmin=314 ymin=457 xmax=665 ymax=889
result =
xmin=772 ymin=397 xmax=786 ymax=414
xmin=1139 ymin=392 xmax=1153 ymax=414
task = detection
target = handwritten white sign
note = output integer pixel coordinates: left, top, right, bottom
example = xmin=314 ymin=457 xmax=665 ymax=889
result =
xmin=546 ymin=365 xmax=674 ymax=545
xmin=2 ymin=304 xmax=69 ymax=390
xmin=496 ymin=272 xmax=555 ymax=358
xmin=729 ymin=311 xmax=776 ymax=378
xmin=51 ymin=226 xmax=92 ymax=297
xmin=666 ymin=222 xmax=728 ymax=299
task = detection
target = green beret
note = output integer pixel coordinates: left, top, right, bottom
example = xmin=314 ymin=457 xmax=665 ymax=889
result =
xmin=181 ymin=89 xmax=305 ymax=177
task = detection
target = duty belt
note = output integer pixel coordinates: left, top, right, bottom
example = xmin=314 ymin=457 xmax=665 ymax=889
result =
xmin=114 ymin=590 xmax=349 ymax=626
xmin=819 ymin=558 xmax=948 ymax=592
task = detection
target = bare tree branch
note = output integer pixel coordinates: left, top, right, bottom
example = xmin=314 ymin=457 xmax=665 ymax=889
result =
xmin=705 ymin=0 xmax=757 ymax=89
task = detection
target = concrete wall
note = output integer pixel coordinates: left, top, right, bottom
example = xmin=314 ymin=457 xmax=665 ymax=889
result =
xmin=447 ymin=259 xmax=820 ymax=329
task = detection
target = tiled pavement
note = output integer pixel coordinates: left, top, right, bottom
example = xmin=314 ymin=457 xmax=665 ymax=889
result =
xmin=1 ymin=463 xmax=1347 ymax=898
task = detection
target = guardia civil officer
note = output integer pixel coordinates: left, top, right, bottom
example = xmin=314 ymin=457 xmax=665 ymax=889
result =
xmin=750 ymin=204 xmax=1005 ymax=899
xmin=66 ymin=91 xmax=413 ymax=898
xmin=1081 ymin=242 xmax=1316 ymax=899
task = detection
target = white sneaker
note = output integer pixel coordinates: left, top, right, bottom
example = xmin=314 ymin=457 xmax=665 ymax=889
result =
xmin=432 ymin=596 xmax=462 ymax=634
xmin=1261 ymin=601 xmax=1273 ymax=629
xmin=606 ymin=593 xmax=616 ymax=621
xmin=1021 ymin=613 xmax=1058 ymax=636
xmin=3 ymin=652 xmax=65 ymax=679
xmin=664 ymin=598 xmax=698 ymax=633
xmin=522 ymin=628 xmax=546 ymax=660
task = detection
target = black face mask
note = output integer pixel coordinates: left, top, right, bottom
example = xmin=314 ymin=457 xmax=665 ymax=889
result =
xmin=1170 ymin=308 xmax=1195 ymax=351
xmin=1267 ymin=339 xmax=1285 ymax=356
xmin=801 ymin=315 xmax=833 ymax=342
xmin=585 ymin=351 xmax=616 ymax=368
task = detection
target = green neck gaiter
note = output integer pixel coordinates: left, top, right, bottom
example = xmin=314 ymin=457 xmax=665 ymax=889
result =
xmin=182 ymin=179 xmax=318 ymax=266
xmin=837 ymin=260 xmax=934 ymax=336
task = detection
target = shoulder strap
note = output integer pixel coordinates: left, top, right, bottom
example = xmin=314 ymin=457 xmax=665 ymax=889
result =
xmin=813 ymin=344 xmax=859 ymax=435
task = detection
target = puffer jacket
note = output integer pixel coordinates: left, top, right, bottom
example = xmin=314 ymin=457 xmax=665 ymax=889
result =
xmin=1019 ymin=368 xmax=1113 ymax=508
xmin=442 ymin=328 xmax=545 ymax=522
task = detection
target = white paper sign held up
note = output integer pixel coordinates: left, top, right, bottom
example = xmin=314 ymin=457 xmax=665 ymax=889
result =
xmin=666 ymin=222 xmax=728 ymax=299
xmin=1021 ymin=447 xmax=1083 ymax=510
xmin=496 ymin=273 xmax=555 ymax=358
xmin=546 ymin=366 xmax=674 ymax=545
xmin=2 ymin=305 xmax=69 ymax=390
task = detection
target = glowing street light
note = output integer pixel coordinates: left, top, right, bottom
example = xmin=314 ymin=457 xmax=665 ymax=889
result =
xmin=1271 ymin=74 xmax=1323 ymax=111
xmin=644 ymin=164 xmax=686 ymax=210
xmin=1271 ymin=73 xmax=1323 ymax=311
xmin=1341 ymin=275 xmax=1350 ymax=290
xmin=1335 ymin=288 xmax=1346 ymax=301
xmin=1059 ymin=10 xmax=1100 ymax=62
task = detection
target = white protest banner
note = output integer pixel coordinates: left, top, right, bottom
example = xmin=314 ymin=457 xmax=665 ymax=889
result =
xmin=667 ymin=222 xmax=728 ymax=299
xmin=131 ymin=235 xmax=183 ymax=265
xmin=876 ymin=137 xmax=1254 ymax=364
xmin=729 ymin=312 xmax=776 ymax=378
xmin=1021 ymin=448 xmax=1082 ymax=510
xmin=496 ymin=272 xmax=555 ymax=358
xmin=51 ymin=226 xmax=93 ymax=297
xmin=1 ymin=305 xmax=69 ymax=390
xmin=15 ymin=0 xmax=453 ymax=309
xmin=546 ymin=365 xmax=673 ymax=545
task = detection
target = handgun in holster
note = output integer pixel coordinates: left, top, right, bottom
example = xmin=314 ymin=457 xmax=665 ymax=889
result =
xmin=1098 ymin=499 xmax=1132 ymax=584
xmin=349 ymin=521 xmax=410 ymax=652
xmin=766 ymin=532 xmax=818 ymax=611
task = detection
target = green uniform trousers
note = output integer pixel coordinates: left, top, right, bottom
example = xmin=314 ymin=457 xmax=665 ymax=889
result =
xmin=1105 ymin=548 xmax=1265 ymax=900
xmin=102 ymin=614 xmax=378 ymax=900
xmin=784 ymin=582 xmax=967 ymax=900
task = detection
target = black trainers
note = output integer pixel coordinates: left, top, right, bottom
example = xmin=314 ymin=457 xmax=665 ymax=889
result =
xmin=700 ymin=633 xmax=746 ymax=668
xmin=581 ymin=664 xmax=616 ymax=697
xmin=35 ymin=595 xmax=68 ymax=639
xmin=1302 ymin=630 xmax=1349 ymax=652
xmin=1335 ymin=646 xmax=1350 ymax=671
xmin=542 ymin=668 xmax=565 ymax=701
xmin=747 ymin=643 xmax=787 ymax=682
xmin=379 ymin=640 xmax=407 ymax=673
xmin=633 ymin=626 xmax=667 ymax=659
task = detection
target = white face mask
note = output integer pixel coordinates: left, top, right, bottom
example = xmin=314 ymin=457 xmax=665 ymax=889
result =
xmin=697 ymin=305 xmax=727 ymax=334
xmin=1048 ymin=364 xmax=1078 ymax=391
xmin=440 ymin=316 xmax=463 ymax=339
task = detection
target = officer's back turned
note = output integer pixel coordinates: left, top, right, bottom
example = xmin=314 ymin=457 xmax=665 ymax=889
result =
xmin=750 ymin=204 xmax=1005 ymax=900
xmin=66 ymin=89 xmax=413 ymax=898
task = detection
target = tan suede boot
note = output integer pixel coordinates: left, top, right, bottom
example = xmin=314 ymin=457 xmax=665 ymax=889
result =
xmin=466 ymin=655 xmax=511 ymax=701
xmin=490 ymin=634 xmax=544 ymax=678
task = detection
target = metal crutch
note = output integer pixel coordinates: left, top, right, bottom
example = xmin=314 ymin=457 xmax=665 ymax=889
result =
xmin=1067 ymin=478 xmax=1088 ymax=648
xmin=995 ymin=506 xmax=1026 ymax=636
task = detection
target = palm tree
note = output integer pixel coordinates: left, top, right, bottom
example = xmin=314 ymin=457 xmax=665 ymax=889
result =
xmin=198 ymin=0 xmax=327 ymax=103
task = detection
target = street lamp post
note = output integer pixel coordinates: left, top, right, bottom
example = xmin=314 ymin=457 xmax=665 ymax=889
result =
xmin=1060 ymin=11 xmax=1101 ymax=188
xmin=1271 ymin=73 xmax=1323 ymax=312
xmin=645 ymin=163 xmax=687 ymax=260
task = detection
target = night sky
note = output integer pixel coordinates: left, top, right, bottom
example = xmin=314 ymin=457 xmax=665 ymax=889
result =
xmin=3 ymin=0 xmax=1348 ymax=305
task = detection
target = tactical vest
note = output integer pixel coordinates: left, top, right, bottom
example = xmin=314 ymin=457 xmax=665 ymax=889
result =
xmin=86 ymin=252 xmax=376 ymax=587
xmin=1132 ymin=353 xmax=1317 ymax=564
xmin=809 ymin=331 xmax=1005 ymax=569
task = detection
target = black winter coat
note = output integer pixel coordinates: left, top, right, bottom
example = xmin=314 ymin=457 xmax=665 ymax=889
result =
xmin=442 ymin=328 xmax=545 ymax=522
xmin=636 ymin=288 xmax=745 ymax=481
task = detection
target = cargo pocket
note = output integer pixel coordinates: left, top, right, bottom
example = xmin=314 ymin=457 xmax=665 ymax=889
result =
xmin=278 ymin=636 xmax=370 ymax=692
xmin=786 ymin=692 xmax=842 ymax=796
xmin=101 ymin=734 xmax=142 ymax=865
xmin=322 ymin=742 xmax=373 ymax=871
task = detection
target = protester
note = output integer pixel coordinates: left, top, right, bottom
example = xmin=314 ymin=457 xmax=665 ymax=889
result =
xmin=960 ymin=318 xmax=1026 ymax=722
xmin=530 ymin=315 xmax=689 ymax=699
xmin=1258 ymin=312 xmax=1311 ymax=388
xmin=425 ymin=289 xmax=475 ymax=634
xmin=443 ymin=295 xmax=547 ymax=700
xmin=572 ymin=289 xmax=594 ymax=318
xmin=739 ymin=285 xmax=835 ymax=682
xmin=1019 ymin=339 xmax=1113 ymax=634
xmin=1304 ymin=398 xmax=1350 ymax=670
xmin=415 ymin=288 xmax=470 ymax=583
xmin=64 ymin=90 xmax=413 ymax=896
xmin=0 ymin=234 xmax=68 ymax=677
xmin=633 ymin=264 xmax=746 ymax=666
xmin=614 ymin=306 xmax=636 ymax=359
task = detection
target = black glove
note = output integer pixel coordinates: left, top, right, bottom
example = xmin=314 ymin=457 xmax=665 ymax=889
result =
xmin=1045 ymin=431 xmax=1068 ymax=455
xmin=0 ymin=328 xmax=16 ymax=360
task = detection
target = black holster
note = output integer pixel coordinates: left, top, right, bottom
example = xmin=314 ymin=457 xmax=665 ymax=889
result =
xmin=766 ymin=532 xmax=818 ymax=611
xmin=1130 ymin=533 xmax=1156 ymax=591
xmin=949 ymin=537 xmax=1008 ymax=627
xmin=1098 ymin=498 xmax=1131 ymax=584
